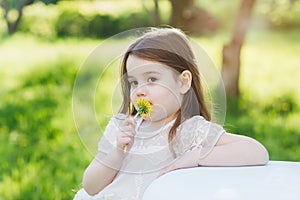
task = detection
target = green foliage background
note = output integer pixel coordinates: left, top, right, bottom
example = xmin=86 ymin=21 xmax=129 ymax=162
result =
xmin=2 ymin=0 xmax=299 ymax=39
xmin=1 ymin=29 xmax=299 ymax=199
xmin=0 ymin=0 xmax=300 ymax=199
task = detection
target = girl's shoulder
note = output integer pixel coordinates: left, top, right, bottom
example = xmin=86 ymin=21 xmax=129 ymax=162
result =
xmin=176 ymin=115 xmax=224 ymax=139
xmin=172 ymin=115 xmax=225 ymax=157
xmin=178 ymin=115 xmax=225 ymax=129
xmin=177 ymin=115 xmax=206 ymax=130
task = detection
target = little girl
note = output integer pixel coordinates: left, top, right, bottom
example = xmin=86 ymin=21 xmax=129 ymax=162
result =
xmin=74 ymin=27 xmax=269 ymax=200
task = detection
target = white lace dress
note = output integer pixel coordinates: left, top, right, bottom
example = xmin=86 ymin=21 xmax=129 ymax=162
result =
xmin=73 ymin=115 xmax=225 ymax=200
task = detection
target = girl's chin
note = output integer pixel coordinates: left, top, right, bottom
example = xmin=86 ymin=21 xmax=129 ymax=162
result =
xmin=143 ymin=114 xmax=174 ymax=124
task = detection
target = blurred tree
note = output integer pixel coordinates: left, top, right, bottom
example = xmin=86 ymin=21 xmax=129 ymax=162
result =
xmin=258 ymin=0 xmax=300 ymax=29
xmin=221 ymin=0 xmax=256 ymax=97
xmin=169 ymin=0 xmax=219 ymax=35
xmin=0 ymin=0 xmax=58 ymax=35
xmin=141 ymin=0 xmax=161 ymax=26
xmin=153 ymin=0 xmax=160 ymax=26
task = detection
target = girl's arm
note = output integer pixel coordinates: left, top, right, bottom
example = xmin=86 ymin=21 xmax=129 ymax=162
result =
xmin=82 ymin=149 xmax=125 ymax=195
xmin=199 ymin=133 xmax=269 ymax=166
xmin=160 ymin=133 xmax=269 ymax=175
xmin=83 ymin=117 xmax=136 ymax=195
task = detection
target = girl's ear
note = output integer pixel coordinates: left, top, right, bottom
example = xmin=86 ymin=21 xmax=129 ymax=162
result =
xmin=179 ymin=70 xmax=192 ymax=94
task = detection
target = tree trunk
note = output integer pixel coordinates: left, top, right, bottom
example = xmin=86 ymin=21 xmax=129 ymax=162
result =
xmin=169 ymin=0 xmax=219 ymax=35
xmin=6 ymin=10 xmax=23 ymax=35
xmin=141 ymin=0 xmax=161 ymax=26
xmin=1 ymin=0 xmax=34 ymax=35
xmin=169 ymin=0 xmax=190 ymax=28
xmin=153 ymin=0 xmax=160 ymax=26
xmin=221 ymin=0 xmax=256 ymax=97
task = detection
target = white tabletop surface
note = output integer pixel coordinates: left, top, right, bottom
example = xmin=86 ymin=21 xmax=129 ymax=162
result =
xmin=143 ymin=161 xmax=300 ymax=200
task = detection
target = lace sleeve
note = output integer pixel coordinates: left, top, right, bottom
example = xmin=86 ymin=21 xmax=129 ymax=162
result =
xmin=97 ymin=114 xmax=126 ymax=154
xmin=172 ymin=115 xmax=225 ymax=159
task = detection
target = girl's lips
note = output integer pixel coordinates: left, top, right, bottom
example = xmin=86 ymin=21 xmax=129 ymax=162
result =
xmin=136 ymin=98 xmax=153 ymax=105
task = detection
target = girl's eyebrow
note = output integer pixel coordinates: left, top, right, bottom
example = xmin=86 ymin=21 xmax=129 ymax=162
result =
xmin=127 ymin=71 xmax=161 ymax=79
xmin=143 ymin=71 xmax=161 ymax=76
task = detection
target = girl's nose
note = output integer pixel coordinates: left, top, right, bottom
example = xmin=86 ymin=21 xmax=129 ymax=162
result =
xmin=135 ymin=84 xmax=147 ymax=97
xmin=137 ymin=92 xmax=146 ymax=97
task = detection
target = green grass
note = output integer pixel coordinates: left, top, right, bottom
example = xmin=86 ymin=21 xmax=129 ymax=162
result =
xmin=0 ymin=34 xmax=97 ymax=199
xmin=0 ymin=29 xmax=300 ymax=199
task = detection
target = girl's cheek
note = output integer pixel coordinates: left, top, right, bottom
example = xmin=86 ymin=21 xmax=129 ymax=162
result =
xmin=130 ymin=92 xmax=136 ymax=101
xmin=151 ymin=104 xmax=168 ymax=118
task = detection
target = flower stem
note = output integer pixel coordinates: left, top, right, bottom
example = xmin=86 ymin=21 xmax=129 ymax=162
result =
xmin=133 ymin=112 xmax=139 ymax=119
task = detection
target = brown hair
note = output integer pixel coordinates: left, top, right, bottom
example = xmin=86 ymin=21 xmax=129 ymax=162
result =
xmin=119 ymin=28 xmax=211 ymax=142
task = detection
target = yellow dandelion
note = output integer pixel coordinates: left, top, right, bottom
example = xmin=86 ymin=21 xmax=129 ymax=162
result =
xmin=135 ymin=98 xmax=153 ymax=118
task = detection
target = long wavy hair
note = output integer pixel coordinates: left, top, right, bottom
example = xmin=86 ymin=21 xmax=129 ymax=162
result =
xmin=119 ymin=28 xmax=211 ymax=142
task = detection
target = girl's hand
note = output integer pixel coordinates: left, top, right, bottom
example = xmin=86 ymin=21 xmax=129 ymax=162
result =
xmin=116 ymin=117 xmax=136 ymax=153
xmin=159 ymin=149 xmax=200 ymax=176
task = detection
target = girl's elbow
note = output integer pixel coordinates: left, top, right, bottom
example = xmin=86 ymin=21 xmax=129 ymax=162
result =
xmin=82 ymin=171 xmax=100 ymax=196
xmin=82 ymin=178 xmax=93 ymax=196
xmin=82 ymin=185 xmax=98 ymax=196
xmin=82 ymin=181 xmax=100 ymax=196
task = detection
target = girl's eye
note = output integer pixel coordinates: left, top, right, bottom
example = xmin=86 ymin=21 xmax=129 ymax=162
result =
xmin=129 ymin=80 xmax=138 ymax=87
xmin=148 ymin=77 xmax=157 ymax=83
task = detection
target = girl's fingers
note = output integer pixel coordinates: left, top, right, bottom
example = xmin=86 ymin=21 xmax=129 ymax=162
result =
xmin=118 ymin=132 xmax=134 ymax=148
xmin=123 ymin=117 xmax=136 ymax=127
xmin=120 ymin=137 xmax=131 ymax=146
xmin=120 ymin=124 xmax=134 ymax=136
xmin=120 ymin=126 xmax=135 ymax=133
xmin=120 ymin=132 xmax=133 ymax=140
xmin=116 ymin=116 xmax=137 ymax=151
xmin=116 ymin=116 xmax=136 ymax=133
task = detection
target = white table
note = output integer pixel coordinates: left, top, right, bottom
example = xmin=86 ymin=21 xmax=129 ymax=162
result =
xmin=143 ymin=161 xmax=300 ymax=200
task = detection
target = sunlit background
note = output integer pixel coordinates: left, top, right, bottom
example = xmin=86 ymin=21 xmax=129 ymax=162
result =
xmin=0 ymin=0 xmax=299 ymax=199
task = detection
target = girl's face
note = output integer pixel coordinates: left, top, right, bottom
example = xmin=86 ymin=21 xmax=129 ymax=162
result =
xmin=126 ymin=55 xmax=184 ymax=123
